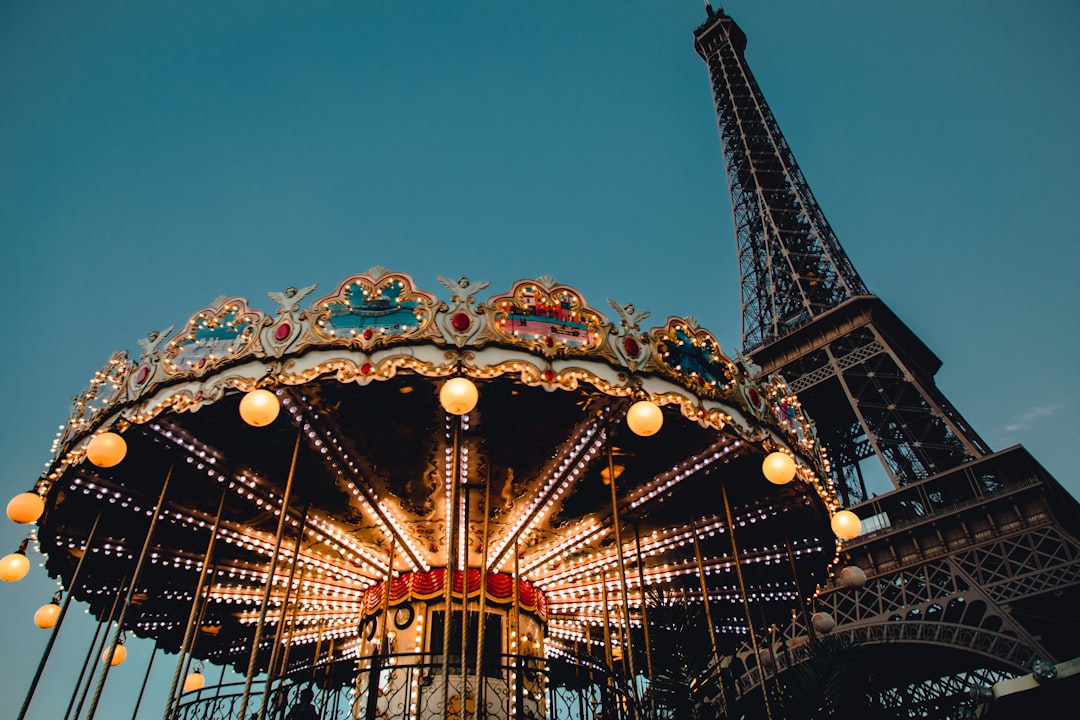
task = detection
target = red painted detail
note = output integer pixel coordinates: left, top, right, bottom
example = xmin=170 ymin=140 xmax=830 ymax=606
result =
xmin=360 ymin=570 xmax=547 ymax=620
xmin=363 ymin=328 xmax=373 ymax=340
xmin=274 ymin=322 xmax=291 ymax=341
xmin=624 ymin=337 xmax=640 ymax=357
xmin=451 ymin=313 xmax=471 ymax=331
xmin=135 ymin=366 xmax=149 ymax=384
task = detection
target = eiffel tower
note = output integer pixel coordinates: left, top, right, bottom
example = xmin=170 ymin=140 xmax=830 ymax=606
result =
xmin=693 ymin=5 xmax=1080 ymax=717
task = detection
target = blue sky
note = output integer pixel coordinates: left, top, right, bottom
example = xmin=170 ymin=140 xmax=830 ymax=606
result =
xmin=1 ymin=1 xmax=1077 ymax=716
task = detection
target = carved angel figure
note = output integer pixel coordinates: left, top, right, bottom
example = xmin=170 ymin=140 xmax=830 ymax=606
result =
xmin=268 ymin=283 xmax=317 ymax=314
xmin=137 ymin=325 xmax=174 ymax=359
xmin=733 ymin=349 xmax=762 ymax=379
xmin=607 ymin=299 xmax=651 ymax=331
xmin=438 ymin=276 xmax=489 ymax=304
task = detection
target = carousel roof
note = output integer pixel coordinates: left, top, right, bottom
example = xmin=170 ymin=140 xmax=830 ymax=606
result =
xmin=34 ymin=269 xmax=841 ymax=673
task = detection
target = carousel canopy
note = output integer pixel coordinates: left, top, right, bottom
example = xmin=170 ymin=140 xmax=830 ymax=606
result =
xmin=34 ymin=269 xmax=841 ymax=674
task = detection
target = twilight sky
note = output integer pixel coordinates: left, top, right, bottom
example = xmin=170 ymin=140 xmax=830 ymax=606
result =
xmin=1 ymin=1 xmax=1077 ymax=717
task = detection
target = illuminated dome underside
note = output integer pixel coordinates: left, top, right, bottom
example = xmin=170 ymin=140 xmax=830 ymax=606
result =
xmin=35 ymin=271 xmax=838 ymax=681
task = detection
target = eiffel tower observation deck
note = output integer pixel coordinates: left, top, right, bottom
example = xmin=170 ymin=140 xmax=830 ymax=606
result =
xmin=694 ymin=4 xmax=1080 ymax=717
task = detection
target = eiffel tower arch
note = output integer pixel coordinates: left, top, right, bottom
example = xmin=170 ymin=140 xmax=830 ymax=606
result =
xmin=693 ymin=5 xmax=1080 ymax=716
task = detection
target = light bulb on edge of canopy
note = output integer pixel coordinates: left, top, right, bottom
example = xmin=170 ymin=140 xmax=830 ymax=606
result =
xmin=831 ymin=510 xmax=861 ymax=540
xmin=7 ymin=492 xmax=44 ymax=524
xmin=762 ymin=451 xmax=797 ymax=485
xmin=626 ymin=400 xmax=663 ymax=436
xmin=86 ymin=432 xmax=127 ymax=468
xmin=34 ymin=602 xmax=61 ymax=628
xmin=239 ymin=389 xmax=281 ymax=427
xmin=439 ymin=377 xmax=478 ymax=415
xmin=183 ymin=670 xmax=205 ymax=693
xmin=102 ymin=643 xmax=126 ymax=666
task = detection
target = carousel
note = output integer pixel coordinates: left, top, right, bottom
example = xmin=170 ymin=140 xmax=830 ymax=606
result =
xmin=5 ymin=269 xmax=859 ymax=719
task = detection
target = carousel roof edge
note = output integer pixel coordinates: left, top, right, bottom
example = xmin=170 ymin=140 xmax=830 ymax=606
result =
xmin=47 ymin=272 xmax=835 ymax=497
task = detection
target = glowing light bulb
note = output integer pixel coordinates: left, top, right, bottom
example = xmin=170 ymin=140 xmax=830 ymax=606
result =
xmin=102 ymin=643 xmax=127 ymax=666
xmin=239 ymin=389 xmax=280 ymax=427
xmin=183 ymin=670 xmax=205 ymax=693
xmin=830 ymin=510 xmax=861 ymax=540
xmin=87 ymin=432 xmax=127 ymax=468
xmin=34 ymin=601 xmax=61 ymax=629
xmin=761 ymin=452 xmax=797 ymax=485
xmin=439 ymin=378 xmax=478 ymax=415
xmin=626 ymin=401 xmax=663 ymax=437
xmin=6 ymin=492 xmax=44 ymax=524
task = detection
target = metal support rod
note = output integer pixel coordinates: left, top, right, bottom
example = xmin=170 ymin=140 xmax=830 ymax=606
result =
xmin=164 ymin=485 xmax=228 ymax=719
xmin=631 ymin=523 xmax=654 ymax=686
xmin=606 ymin=441 xmax=638 ymax=689
xmin=720 ymin=476 xmax=773 ymax=720
xmin=460 ymin=482 xmax=469 ymax=684
xmin=130 ymin=643 xmax=159 ymax=719
xmin=259 ymin=502 xmax=310 ymax=720
xmin=318 ymin=638 xmax=335 ymax=718
xmin=381 ymin=538 xmax=397 ymax=648
xmin=63 ymin=590 xmax=113 ymax=720
xmin=784 ymin=534 xmax=816 ymax=642
xmin=310 ymin=620 xmax=325 ymax=683
xmin=441 ymin=415 xmax=461 ymax=719
xmin=276 ymin=570 xmax=304 ymax=688
xmin=689 ymin=513 xmax=729 ymax=716
xmin=18 ymin=511 xmax=102 ymax=720
xmin=473 ymin=468 xmax=493 ymax=706
xmin=600 ymin=569 xmax=612 ymax=718
xmin=177 ymin=559 xmax=220 ymax=716
xmin=634 ymin=522 xmax=662 ymax=719
xmin=513 ymin=540 xmax=521 ymax=719
xmin=362 ymin=537 xmax=396 ymax=720
xmin=69 ymin=622 xmax=109 ymax=720
xmin=689 ymin=515 xmax=721 ymax=659
xmin=85 ymin=463 xmax=175 ymax=720
xmin=237 ymin=429 xmax=303 ymax=720
xmin=71 ymin=569 xmax=130 ymax=720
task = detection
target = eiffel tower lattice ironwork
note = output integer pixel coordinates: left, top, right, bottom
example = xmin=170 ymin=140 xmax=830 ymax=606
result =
xmin=693 ymin=5 xmax=1080 ymax=717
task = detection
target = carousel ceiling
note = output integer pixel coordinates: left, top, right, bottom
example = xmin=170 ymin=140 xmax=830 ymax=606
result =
xmin=33 ymin=269 xmax=842 ymax=672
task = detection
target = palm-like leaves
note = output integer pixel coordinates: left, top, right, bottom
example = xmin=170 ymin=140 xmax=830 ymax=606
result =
xmin=641 ymin=587 xmax=731 ymax=719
